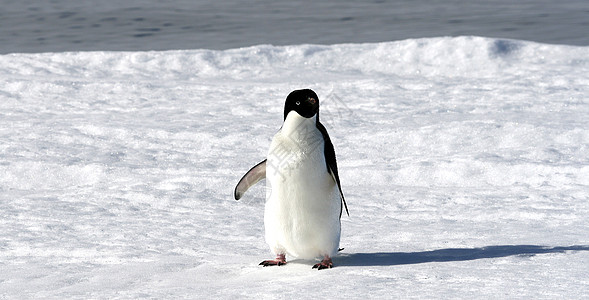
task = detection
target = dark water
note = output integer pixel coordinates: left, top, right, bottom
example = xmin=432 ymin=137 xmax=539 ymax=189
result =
xmin=1 ymin=0 xmax=588 ymax=54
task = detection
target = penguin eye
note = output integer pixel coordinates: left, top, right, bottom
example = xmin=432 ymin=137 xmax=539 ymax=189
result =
xmin=295 ymin=101 xmax=300 ymax=105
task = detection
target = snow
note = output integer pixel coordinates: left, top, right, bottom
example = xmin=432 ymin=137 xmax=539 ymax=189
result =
xmin=1 ymin=36 xmax=588 ymax=298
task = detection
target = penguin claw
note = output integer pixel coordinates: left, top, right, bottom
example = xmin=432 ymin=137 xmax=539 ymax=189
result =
xmin=259 ymin=260 xmax=287 ymax=267
xmin=259 ymin=254 xmax=287 ymax=267
xmin=312 ymin=256 xmax=333 ymax=270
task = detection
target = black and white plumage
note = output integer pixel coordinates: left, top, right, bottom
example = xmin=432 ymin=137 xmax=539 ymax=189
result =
xmin=234 ymin=89 xmax=348 ymax=270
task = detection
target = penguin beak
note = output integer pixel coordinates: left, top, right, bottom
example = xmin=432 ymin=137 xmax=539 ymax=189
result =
xmin=308 ymin=97 xmax=319 ymax=116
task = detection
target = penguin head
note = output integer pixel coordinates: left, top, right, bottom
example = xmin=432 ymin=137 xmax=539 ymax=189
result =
xmin=283 ymin=89 xmax=319 ymax=120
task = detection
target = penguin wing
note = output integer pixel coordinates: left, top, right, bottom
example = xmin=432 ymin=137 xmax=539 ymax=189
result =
xmin=234 ymin=159 xmax=266 ymax=200
xmin=317 ymin=122 xmax=349 ymax=217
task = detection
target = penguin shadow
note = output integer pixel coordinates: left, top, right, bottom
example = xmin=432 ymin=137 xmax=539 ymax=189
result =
xmin=336 ymin=245 xmax=589 ymax=267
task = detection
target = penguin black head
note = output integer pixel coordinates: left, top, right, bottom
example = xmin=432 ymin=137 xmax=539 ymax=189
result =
xmin=283 ymin=89 xmax=319 ymax=120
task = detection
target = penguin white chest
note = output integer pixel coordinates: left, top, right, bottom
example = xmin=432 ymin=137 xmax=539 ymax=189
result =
xmin=264 ymin=112 xmax=341 ymax=259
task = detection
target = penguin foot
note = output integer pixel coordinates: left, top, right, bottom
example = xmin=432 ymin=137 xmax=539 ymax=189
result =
xmin=259 ymin=254 xmax=287 ymax=267
xmin=312 ymin=256 xmax=333 ymax=270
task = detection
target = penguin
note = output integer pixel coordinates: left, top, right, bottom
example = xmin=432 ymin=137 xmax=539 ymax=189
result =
xmin=234 ymin=89 xmax=348 ymax=270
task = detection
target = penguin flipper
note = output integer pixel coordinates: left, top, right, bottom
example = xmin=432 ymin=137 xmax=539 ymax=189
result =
xmin=329 ymin=167 xmax=349 ymax=217
xmin=234 ymin=159 xmax=266 ymax=200
xmin=317 ymin=122 xmax=349 ymax=217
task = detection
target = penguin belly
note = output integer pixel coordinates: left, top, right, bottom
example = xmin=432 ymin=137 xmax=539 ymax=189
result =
xmin=264 ymin=122 xmax=341 ymax=260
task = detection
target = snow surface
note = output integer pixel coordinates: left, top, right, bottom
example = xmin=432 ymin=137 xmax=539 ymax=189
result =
xmin=1 ymin=36 xmax=589 ymax=298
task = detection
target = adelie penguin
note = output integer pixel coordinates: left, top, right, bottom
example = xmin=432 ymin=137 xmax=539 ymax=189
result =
xmin=234 ymin=89 xmax=349 ymax=270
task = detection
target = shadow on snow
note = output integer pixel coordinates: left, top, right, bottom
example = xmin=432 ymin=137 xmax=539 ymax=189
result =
xmin=337 ymin=245 xmax=589 ymax=267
